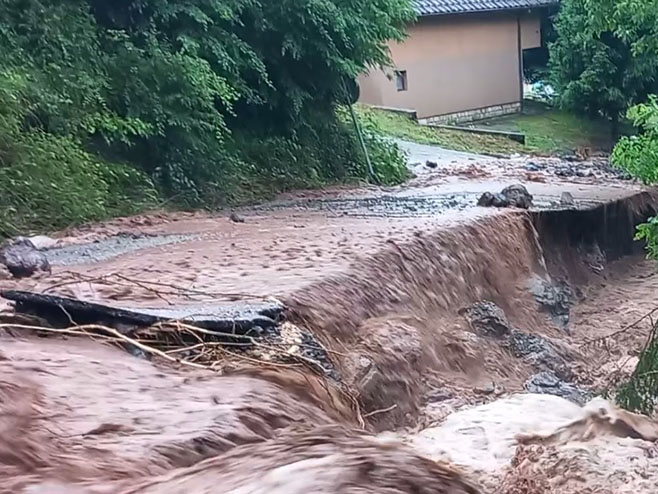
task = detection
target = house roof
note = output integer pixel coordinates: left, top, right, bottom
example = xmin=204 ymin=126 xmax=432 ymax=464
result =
xmin=412 ymin=0 xmax=558 ymax=16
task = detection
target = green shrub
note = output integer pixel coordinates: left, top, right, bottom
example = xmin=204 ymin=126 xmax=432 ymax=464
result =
xmin=0 ymin=0 xmax=414 ymax=234
xmin=611 ymin=96 xmax=658 ymax=413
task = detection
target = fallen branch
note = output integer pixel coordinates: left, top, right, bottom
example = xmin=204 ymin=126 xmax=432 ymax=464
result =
xmin=0 ymin=323 xmax=209 ymax=370
xmin=362 ymin=404 xmax=398 ymax=418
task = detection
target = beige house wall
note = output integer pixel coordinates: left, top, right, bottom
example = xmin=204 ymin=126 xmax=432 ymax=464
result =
xmin=358 ymin=12 xmax=542 ymax=120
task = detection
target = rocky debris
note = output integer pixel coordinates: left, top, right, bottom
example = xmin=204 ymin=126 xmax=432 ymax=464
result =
xmin=476 ymin=192 xmax=508 ymax=208
xmin=506 ymin=330 xmax=571 ymax=379
xmin=459 ymin=301 xmax=511 ymax=338
xmin=229 ymin=212 xmax=245 ymax=223
xmin=27 ymin=235 xmax=60 ymax=250
xmin=477 ymin=184 xmax=533 ymax=209
xmin=425 ymin=160 xmax=438 ymax=169
xmin=0 ymin=237 xmax=51 ymax=278
xmin=524 ymin=371 xmax=590 ymax=405
xmin=529 ymin=278 xmax=573 ymax=331
xmin=524 ymin=161 xmax=545 ymax=172
xmin=560 ymin=191 xmax=575 ymax=207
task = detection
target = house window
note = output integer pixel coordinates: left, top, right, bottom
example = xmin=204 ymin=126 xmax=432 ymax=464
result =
xmin=395 ymin=70 xmax=408 ymax=91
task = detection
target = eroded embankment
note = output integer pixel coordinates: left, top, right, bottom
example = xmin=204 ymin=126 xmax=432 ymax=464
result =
xmin=3 ymin=190 xmax=658 ymax=494
xmin=286 ymin=190 xmax=658 ymax=429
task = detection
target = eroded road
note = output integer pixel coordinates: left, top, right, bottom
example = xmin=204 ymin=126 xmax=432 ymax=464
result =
xmin=2 ymin=141 xmax=657 ymax=494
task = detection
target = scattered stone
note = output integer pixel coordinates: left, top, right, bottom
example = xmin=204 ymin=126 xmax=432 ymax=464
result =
xmin=560 ymin=191 xmax=575 ymax=207
xmin=524 ymin=161 xmax=544 ymax=172
xmin=425 ymin=160 xmax=438 ymax=169
xmin=501 ymin=184 xmax=533 ymax=209
xmin=477 ymin=184 xmax=533 ymax=209
xmin=477 ymin=192 xmax=510 ymax=208
xmin=27 ymin=235 xmax=60 ymax=250
xmin=0 ymin=237 xmax=51 ymax=279
xmin=477 ymin=192 xmax=495 ymax=207
xmin=507 ymin=330 xmax=571 ymax=380
xmin=459 ymin=301 xmax=511 ymax=338
xmin=525 ymin=371 xmax=590 ymax=405
xmin=229 ymin=212 xmax=245 ymax=223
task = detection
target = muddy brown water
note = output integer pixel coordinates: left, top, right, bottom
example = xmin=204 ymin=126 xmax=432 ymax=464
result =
xmin=1 ymin=170 xmax=657 ymax=492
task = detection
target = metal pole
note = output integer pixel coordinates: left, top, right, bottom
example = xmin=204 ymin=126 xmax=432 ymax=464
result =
xmin=348 ymin=103 xmax=376 ymax=182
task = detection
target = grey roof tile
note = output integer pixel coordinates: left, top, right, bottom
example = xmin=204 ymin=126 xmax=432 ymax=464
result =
xmin=413 ymin=0 xmax=558 ymax=16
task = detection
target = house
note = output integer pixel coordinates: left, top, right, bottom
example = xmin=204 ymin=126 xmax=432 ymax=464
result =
xmin=358 ymin=0 xmax=558 ymax=124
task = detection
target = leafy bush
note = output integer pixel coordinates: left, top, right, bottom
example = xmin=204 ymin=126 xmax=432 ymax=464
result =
xmin=611 ymin=96 xmax=658 ymax=413
xmin=550 ymin=0 xmax=658 ymax=132
xmin=0 ymin=0 xmax=414 ymax=234
xmin=612 ymin=97 xmax=658 ymax=184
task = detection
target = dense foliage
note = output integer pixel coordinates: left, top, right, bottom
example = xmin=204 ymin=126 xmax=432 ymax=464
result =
xmin=549 ymin=0 xmax=658 ymax=133
xmin=612 ymin=97 xmax=658 ymax=413
xmin=0 ymin=0 xmax=413 ymax=235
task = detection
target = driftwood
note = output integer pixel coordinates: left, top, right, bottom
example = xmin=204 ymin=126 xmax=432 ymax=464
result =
xmin=1 ymin=290 xmax=281 ymax=335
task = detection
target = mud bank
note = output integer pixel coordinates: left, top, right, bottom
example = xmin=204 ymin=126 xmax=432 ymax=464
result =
xmin=3 ymin=185 xmax=658 ymax=493
xmin=287 ymin=190 xmax=658 ymax=429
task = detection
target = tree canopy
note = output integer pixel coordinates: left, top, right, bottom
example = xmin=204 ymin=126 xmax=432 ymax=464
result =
xmin=0 ymin=0 xmax=414 ymax=234
xmin=549 ymin=0 xmax=658 ymax=130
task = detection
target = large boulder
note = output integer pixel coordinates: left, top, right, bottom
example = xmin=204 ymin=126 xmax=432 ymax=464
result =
xmin=0 ymin=237 xmax=51 ymax=279
xmin=477 ymin=184 xmax=533 ymax=209
xmin=501 ymin=184 xmax=533 ymax=209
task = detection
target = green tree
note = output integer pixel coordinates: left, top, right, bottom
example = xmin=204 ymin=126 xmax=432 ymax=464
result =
xmin=0 ymin=0 xmax=413 ymax=233
xmin=612 ymin=96 xmax=658 ymax=413
xmin=549 ymin=0 xmax=658 ymax=134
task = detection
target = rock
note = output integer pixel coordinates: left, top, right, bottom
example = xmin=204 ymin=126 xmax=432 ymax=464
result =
xmin=524 ymin=371 xmax=589 ymax=405
xmin=477 ymin=192 xmax=509 ymax=208
xmin=425 ymin=160 xmax=438 ymax=169
xmin=477 ymin=184 xmax=532 ymax=209
xmin=28 ymin=235 xmax=60 ymax=250
xmin=477 ymin=192 xmax=494 ymax=207
xmin=491 ymin=193 xmax=509 ymax=207
xmin=501 ymin=184 xmax=533 ymax=209
xmin=0 ymin=238 xmax=51 ymax=279
xmin=529 ymin=278 xmax=573 ymax=331
xmin=229 ymin=212 xmax=245 ymax=223
xmin=507 ymin=330 xmax=571 ymax=379
xmin=459 ymin=301 xmax=511 ymax=338
xmin=524 ymin=162 xmax=543 ymax=172
xmin=560 ymin=191 xmax=575 ymax=207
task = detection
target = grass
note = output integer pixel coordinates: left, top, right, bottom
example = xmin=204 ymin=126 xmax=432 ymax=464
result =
xmin=356 ymin=105 xmax=524 ymax=156
xmin=357 ymin=100 xmax=614 ymax=157
xmin=478 ymin=100 xmax=614 ymax=155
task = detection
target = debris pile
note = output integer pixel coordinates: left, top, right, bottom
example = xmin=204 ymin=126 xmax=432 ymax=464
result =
xmin=0 ymin=290 xmax=338 ymax=378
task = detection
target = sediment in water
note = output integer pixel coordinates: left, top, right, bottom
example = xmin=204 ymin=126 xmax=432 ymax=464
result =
xmin=286 ymin=190 xmax=658 ymax=429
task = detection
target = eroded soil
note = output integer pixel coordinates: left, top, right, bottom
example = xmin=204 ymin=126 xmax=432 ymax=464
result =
xmin=1 ymin=145 xmax=657 ymax=493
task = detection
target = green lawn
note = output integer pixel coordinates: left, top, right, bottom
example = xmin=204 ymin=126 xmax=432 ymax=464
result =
xmin=357 ymin=101 xmax=614 ymax=157
xmin=356 ymin=105 xmax=524 ymax=156
xmin=478 ymin=100 xmax=614 ymax=155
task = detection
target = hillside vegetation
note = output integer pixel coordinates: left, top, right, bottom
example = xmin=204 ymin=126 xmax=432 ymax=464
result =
xmin=0 ymin=0 xmax=414 ymax=236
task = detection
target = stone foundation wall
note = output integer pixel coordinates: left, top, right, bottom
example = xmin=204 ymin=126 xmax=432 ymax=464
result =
xmin=418 ymin=102 xmax=521 ymax=125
